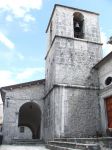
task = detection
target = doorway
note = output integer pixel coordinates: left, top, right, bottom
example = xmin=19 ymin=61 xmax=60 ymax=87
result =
xmin=106 ymin=96 xmax=112 ymax=128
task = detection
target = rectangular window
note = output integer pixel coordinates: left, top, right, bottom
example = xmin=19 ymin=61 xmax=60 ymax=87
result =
xmin=20 ymin=126 xmax=24 ymax=133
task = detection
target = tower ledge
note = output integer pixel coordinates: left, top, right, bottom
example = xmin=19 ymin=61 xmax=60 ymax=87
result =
xmin=45 ymin=35 xmax=103 ymax=60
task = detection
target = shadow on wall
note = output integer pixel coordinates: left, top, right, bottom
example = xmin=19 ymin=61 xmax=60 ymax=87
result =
xmin=0 ymin=103 xmax=3 ymax=124
xmin=0 ymin=98 xmax=3 ymax=145
xmin=0 ymin=93 xmax=3 ymax=123
xmin=0 ymin=123 xmax=3 ymax=145
xmin=0 ymin=134 xmax=3 ymax=145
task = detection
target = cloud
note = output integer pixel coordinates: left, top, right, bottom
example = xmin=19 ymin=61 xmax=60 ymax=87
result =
xmin=17 ymin=52 xmax=25 ymax=60
xmin=0 ymin=67 xmax=44 ymax=87
xmin=0 ymin=32 xmax=15 ymax=49
xmin=23 ymin=14 xmax=36 ymax=23
xmin=0 ymin=0 xmax=42 ymax=22
xmin=16 ymin=67 xmax=44 ymax=80
xmin=0 ymin=0 xmax=43 ymax=31
xmin=19 ymin=22 xmax=31 ymax=32
xmin=0 ymin=50 xmax=24 ymax=62
xmin=101 ymin=31 xmax=112 ymax=56
xmin=0 ymin=70 xmax=16 ymax=87
xmin=5 ymin=15 xmax=13 ymax=22
xmin=0 ymin=32 xmax=24 ymax=61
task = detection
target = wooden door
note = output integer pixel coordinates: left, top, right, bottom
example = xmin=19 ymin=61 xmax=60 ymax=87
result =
xmin=106 ymin=96 xmax=112 ymax=128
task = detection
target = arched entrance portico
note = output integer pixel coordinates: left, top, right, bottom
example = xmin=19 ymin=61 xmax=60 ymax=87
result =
xmin=18 ymin=102 xmax=41 ymax=139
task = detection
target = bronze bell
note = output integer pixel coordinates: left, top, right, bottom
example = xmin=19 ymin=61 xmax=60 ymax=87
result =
xmin=74 ymin=22 xmax=80 ymax=32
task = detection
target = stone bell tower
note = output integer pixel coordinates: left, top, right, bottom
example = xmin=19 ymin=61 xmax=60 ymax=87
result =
xmin=44 ymin=4 xmax=102 ymax=140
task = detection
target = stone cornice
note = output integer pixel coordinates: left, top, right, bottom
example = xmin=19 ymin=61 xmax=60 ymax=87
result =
xmin=44 ymin=83 xmax=99 ymax=99
xmin=45 ymin=35 xmax=102 ymax=60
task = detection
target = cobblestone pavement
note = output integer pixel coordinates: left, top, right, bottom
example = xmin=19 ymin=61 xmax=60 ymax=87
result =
xmin=0 ymin=145 xmax=49 ymax=150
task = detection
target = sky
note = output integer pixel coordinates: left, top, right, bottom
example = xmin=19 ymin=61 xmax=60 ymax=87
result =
xmin=0 ymin=0 xmax=112 ymax=104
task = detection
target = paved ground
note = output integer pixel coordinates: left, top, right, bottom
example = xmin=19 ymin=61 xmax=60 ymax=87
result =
xmin=0 ymin=144 xmax=112 ymax=150
xmin=0 ymin=145 xmax=49 ymax=150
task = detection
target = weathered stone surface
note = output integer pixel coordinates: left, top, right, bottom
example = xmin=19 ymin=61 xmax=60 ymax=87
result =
xmin=44 ymin=4 xmax=102 ymax=141
xmin=2 ymin=82 xmax=45 ymax=144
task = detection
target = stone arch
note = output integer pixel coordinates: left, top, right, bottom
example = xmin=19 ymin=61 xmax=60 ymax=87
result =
xmin=73 ymin=12 xmax=84 ymax=38
xmin=18 ymin=102 xmax=41 ymax=139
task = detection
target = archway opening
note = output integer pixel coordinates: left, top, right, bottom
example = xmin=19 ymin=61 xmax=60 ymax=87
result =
xmin=18 ymin=102 xmax=41 ymax=139
xmin=73 ymin=12 xmax=84 ymax=38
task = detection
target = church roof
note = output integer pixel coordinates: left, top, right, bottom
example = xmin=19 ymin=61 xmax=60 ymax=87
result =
xmin=94 ymin=51 xmax=112 ymax=69
xmin=0 ymin=79 xmax=45 ymax=91
xmin=46 ymin=4 xmax=99 ymax=33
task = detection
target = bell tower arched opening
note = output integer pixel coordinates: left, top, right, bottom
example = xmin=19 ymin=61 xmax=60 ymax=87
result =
xmin=73 ymin=12 xmax=84 ymax=39
xmin=18 ymin=102 xmax=41 ymax=139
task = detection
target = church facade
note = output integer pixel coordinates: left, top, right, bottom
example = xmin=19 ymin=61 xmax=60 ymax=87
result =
xmin=1 ymin=4 xmax=112 ymax=144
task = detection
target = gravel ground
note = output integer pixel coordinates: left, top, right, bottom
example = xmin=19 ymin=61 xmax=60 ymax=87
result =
xmin=100 ymin=146 xmax=112 ymax=149
xmin=0 ymin=145 xmax=49 ymax=150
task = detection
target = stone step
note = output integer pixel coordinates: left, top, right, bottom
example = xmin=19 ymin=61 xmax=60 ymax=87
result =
xmin=48 ymin=141 xmax=76 ymax=148
xmin=13 ymin=139 xmax=44 ymax=145
xmin=48 ymin=141 xmax=101 ymax=150
xmin=46 ymin=144 xmax=81 ymax=150
xmin=75 ymin=143 xmax=101 ymax=150
xmin=54 ymin=138 xmax=98 ymax=143
xmin=54 ymin=138 xmax=99 ymax=144
xmin=54 ymin=137 xmax=112 ymax=148
xmin=54 ymin=137 xmax=112 ymax=143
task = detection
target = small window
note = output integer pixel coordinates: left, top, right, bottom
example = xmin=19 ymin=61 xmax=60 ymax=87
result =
xmin=105 ymin=77 xmax=112 ymax=86
xmin=50 ymin=22 xmax=52 ymax=45
xmin=20 ymin=126 xmax=24 ymax=133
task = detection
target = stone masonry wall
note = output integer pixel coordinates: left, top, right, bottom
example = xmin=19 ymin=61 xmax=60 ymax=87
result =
xmin=45 ymin=36 xmax=102 ymax=93
xmin=44 ymin=87 xmax=66 ymax=140
xmin=44 ymin=86 xmax=101 ymax=140
xmin=45 ymin=40 xmax=57 ymax=93
xmin=2 ymin=83 xmax=45 ymax=144
xmin=54 ymin=37 xmax=101 ymax=87
xmin=63 ymin=87 xmax=101 ymax=137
